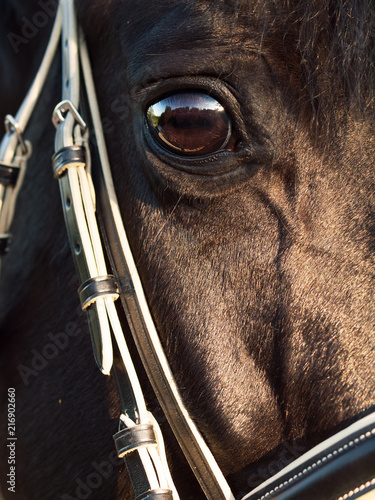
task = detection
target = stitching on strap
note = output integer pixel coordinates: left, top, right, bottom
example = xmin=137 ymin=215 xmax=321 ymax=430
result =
xmin=256 ymin=428 xmax=375 ymax=500
xmin=337 ymin=478 xmax=375 ymax=500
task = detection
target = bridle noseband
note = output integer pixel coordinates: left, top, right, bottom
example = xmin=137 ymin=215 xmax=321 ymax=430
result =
xmin=1 ymin=1 xmax=374 ymax=500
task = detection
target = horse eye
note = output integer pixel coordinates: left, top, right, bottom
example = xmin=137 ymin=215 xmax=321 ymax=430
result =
xmin=146 ymin=92 xmax=234 ymax=157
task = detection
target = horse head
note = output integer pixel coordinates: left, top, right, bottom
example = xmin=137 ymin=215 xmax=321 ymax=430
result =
xmin=0 ymin=1 xmax=374 ymax=498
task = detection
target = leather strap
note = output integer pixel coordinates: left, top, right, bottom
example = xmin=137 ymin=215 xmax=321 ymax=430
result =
xmin=95 ymin=164 xmax=234 ymax=500
xmin=78 ymin=275 xmax=119 ymax=310
xmin=135 ymin=490 xmax=173 ymax=500
xmin=52 ymin=145 xmax=86 ymax=177
xmin=114 ymin=424 xmax=157 ymax=457
xmin=0 ymin=6 xmax=62 ymax=268
xmin=243 ymin=412 xmax=375 ymax=500
xmin=0 ymin=162 xmax=20 ymax=186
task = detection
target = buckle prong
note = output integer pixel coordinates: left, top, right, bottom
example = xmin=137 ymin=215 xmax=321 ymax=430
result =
xmin=52 ymin=100 xmax=87 ymax=130
xmin=4 ymin=115 xmax=27 ymax=155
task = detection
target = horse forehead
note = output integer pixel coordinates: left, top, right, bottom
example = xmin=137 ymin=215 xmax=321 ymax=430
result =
xmin=77 ymin=0 xmax=274 ymax=93
xmin=77 ymin=0 xmax=260 ymax=40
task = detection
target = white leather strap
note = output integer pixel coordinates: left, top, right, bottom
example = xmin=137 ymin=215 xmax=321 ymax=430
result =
xmin=52 ymin=1 xmax=180 ymax=498
xmin=0 ymin=5 xmax=62 ymax=272
xmin=53 ymin=0 xmax=114 ymax=375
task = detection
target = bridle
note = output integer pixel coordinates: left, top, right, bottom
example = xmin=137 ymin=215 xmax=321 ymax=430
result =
xmin=0 ymin=2 xmax=234 ymax=499
xmin=1 ymin=1 xmax=374 ymax=500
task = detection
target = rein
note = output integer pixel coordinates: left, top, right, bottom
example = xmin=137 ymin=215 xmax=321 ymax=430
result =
xmin=1 ymin=1 xmax=375 ymax=499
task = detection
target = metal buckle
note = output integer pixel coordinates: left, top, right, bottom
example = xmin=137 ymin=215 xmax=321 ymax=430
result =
xmin=4 ymin=115 xmax=28 ymax=155
xmin=52 ymin=100 xmax=87 ymax=130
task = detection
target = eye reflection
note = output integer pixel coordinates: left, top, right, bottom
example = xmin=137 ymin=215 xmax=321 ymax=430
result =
xmin=146 ymin=92 xmax=233 ymax=156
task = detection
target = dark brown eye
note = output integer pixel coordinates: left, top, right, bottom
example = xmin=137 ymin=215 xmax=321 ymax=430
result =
xmin=146 ymin=92 xmax=234 ymax=156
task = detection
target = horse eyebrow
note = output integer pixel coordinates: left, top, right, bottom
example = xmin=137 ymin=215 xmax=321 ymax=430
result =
xmin=122 ymin=5 xmax=262 ymax=91
xmin=127 ymin=45 xmax=261 ymax=94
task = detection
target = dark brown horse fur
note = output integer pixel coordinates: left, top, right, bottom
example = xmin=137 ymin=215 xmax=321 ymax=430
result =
xmin=0 ymin=0 xmax=374 ymax=498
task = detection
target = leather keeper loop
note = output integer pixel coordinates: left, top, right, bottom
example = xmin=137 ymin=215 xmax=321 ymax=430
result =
xmin=0 ymin=162 xmax=20 ymax=186
xmin=0 ymin=235 xmax=11 ymax=256
xmin=51 ymin=145 xmax=86 ymax=178
xmin=78 ymin=275 xmax=119 ymax=310
xmin=135 ymin=489 xmax=173 ymax=500
xmin=113 ymin=424 xmax=157 ymax=458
